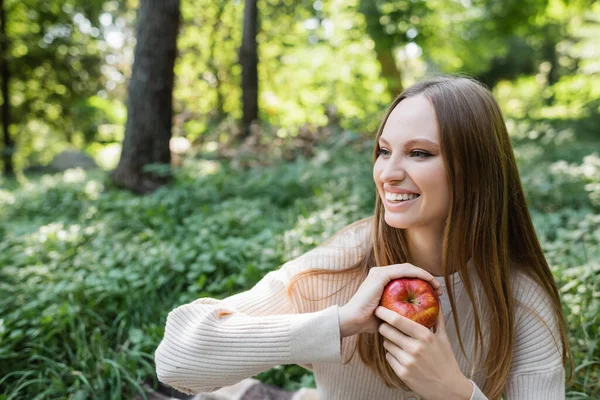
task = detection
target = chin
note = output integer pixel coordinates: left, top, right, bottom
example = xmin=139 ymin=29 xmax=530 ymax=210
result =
xmin=383 ymin=212 xmax=415 ymax=229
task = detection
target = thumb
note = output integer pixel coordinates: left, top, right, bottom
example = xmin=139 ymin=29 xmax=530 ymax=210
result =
xmin=433 ymin=306 xmax=446 ymax=335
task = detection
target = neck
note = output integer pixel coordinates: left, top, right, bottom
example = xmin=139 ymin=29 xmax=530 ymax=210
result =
xmin=404 ymin=226 xmax=445 ymax=276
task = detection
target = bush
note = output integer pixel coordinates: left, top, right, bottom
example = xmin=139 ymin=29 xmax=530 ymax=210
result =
xmin=0 ymin=143 xmax=374 ymax=399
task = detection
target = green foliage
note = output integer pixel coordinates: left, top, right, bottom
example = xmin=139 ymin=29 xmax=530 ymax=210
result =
xmin=495 ymin=79 xmax=600 ymax=397
xmin=0 ymin=141 xmax=375 ymax=398
xmin=3 ymin=0 xmax=598 ymax=174
xmin=175 ymin=0 xmax=391 ymax=138
xmin=3 ymin=0 xmax=109 ymax=170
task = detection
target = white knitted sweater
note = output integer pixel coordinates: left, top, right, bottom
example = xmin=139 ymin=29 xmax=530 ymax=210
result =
xmin=155 ymin=220 xmax=565 ymax=399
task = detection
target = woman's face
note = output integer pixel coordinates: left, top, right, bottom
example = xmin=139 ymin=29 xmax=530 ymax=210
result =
xmin=373 ymin=95 xmax=451 ymax=230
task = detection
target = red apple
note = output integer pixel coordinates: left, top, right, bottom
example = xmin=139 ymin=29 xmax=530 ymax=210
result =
xmin=380 ymin=278 xmax=440 ymax=329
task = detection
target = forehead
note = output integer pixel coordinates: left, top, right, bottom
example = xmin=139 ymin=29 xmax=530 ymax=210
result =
xmin=380 ymin=95 xmax=440 ymax=143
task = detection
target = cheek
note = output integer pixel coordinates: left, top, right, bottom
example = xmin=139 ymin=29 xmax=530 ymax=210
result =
xmin=418 ymin=161 xmax=449 ymax=196
xmin=372 ymin=161 xmax=383 ymax=184
xmin=427 ymin=164 xmax=451 ymax=211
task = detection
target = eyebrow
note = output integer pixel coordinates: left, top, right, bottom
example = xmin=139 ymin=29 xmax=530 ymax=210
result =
xmin=378 ymin=137 xmax=440 ymax=148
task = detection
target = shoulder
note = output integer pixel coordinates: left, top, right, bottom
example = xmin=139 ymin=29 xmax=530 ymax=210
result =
xmin=316 ymin=217 xmax=373 ymax=256
xmin=275 ymin=218 xmax=373 ymax=313
xmin=508 ymin=267 xmax=564 ymax=373
xmin=510 ymin=269 xmax=542 ymax=301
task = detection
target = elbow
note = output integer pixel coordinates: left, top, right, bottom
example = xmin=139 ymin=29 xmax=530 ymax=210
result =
xmin=154 ymin=338 xmax=223 ymax=395
xmin=154 ymin=303 xmax=233 ymax=393
xmin=154 ymin=342 xmax=195 ymax=394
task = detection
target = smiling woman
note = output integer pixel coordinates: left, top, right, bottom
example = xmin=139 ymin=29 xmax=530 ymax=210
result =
xmin=154 ymin=76 xmax=572 ymax=400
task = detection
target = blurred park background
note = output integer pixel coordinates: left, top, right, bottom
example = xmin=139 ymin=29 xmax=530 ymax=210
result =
xmin=0 ymin=0 xmax=599 ymax=398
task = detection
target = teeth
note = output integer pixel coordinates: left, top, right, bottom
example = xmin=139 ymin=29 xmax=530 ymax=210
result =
xmin=385 ymin=192 xmax=419 ymax=201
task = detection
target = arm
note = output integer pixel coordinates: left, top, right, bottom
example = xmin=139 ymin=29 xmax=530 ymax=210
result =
xmin=504 ymin=272 xmax=565 ymax=399
xmin=154 ymin=221 xmax=371 ymax=394
xmin=465 ymin=273 xmax=565 ymax=400
xmin=445 ymin=278 xmax=565 ymax=400
xmin=448 ymin=344 xmax=563 ymax=398
xmin=505 ymin=367 xmax=565 ymax=399
xmin=154 ymin=268 xmax=342 ymax=394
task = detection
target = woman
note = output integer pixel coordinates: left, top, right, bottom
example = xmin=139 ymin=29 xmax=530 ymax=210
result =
xmin=155 ymin=76 xmax=572 ymax=399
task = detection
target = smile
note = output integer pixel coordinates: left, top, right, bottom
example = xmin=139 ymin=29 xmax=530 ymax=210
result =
xmin=383 ymin=192 xmax=420 ymax=209
xmin=384 ymin=192 xmax=420 ymax=202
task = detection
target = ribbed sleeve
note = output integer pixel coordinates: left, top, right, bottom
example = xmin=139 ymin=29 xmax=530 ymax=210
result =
xmin=467 ymin=272 xmax=566 ymax=400
xmin=505 ymin=367 xmax=565 ymax=399
xmin=154 ymin=220 xmax=372 ymax=395
xmin=154 ymin=269 xmax=342 ymax=394
xmin=511 ymin=274 xmax=563 ymax=372
xmin=501 ymin=272 xmax=566 ymax=399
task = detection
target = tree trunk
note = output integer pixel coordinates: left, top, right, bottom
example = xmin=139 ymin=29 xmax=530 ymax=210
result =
xmin=239 ymin=0 xmax=258 ymax=137
xmin=0 ymin=0 xmax=14 ymax=177
xmin=374 ymin=44 xmax=403 ymax=98
xmin=111 ymin=0 xmax=180 ymax=194
xmin=208 ymin=3 xmax=226 ymax=118
xmin=542 ymin=24 xmax=561 ymax=87
xmin=359 ymin=0 xmax=403 ymax=98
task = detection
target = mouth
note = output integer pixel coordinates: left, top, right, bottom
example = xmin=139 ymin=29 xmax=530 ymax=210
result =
xmin=382 ymin=191 xmax=421 ymax=209
xmin=384 ymin=191 xmax=421 ymax=203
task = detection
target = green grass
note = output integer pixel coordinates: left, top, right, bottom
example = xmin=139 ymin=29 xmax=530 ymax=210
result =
xmin=0 ymin=113 xmax=598 ymax=398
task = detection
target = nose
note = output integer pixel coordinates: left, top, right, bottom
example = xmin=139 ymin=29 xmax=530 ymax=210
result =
xmin=379 ymin=156 xmax=406 ymax=183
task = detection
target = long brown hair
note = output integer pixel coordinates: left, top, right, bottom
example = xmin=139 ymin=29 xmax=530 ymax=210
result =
xmin=287 ymin=76 xmax=572 ymax=399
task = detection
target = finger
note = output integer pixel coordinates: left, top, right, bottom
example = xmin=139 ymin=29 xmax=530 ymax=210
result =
xmin=383 ymin=340 xmax=408 ymax=364
xmin=383 ymin=339 xmax=413 ymax=366
xmin=383 ymin=264 xmax=443 ymax=296
xmin=375 ymin=306 xmax=431 ymax=340
xmin=380 ymin=263 xmax=436 ymax=286
xmin=378 ymin=322 xmax=416 ymax=351
xmin=385 ymin=351 xmax=408 ymax=381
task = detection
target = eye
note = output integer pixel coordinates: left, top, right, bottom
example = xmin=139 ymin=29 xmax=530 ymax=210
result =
xmin=377 ymin=148 xmax=391 ymax=157
xmin=410 ymin=150 xmax=431 ymax=159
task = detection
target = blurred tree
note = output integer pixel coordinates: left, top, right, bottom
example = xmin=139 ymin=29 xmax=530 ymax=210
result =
xmin=0 ymin=0 xmax=14 ymax=176
xmin=111 ymin=0 xmax=180 ymax=194
xmin=142 ymin=0 xmax=598 ymax=147
xmin=208 ymin=2 xmax=227 ymax=119
xmin=175 ymin=0 xmax=390 ymax=139
xmin=357 ymin=0 xmax=428 ymax=97
xmin=0 ymin=0 xmax=107 ymax=171
xmin=360 ymin=0 xmax=552 ymax=90
xmin=175 ymin=0 xmax=242 ymax=139
xmin=477 ymin=37 xmax=538 ymax=89
xmin=240 ymin=0 xmax=259 ymax=137
xmin=479 ymin=0 xmax=593 ymax=89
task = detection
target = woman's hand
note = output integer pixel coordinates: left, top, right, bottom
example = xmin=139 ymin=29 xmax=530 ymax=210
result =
xmin=338 ymin=263 xmax=442 ymax=337
xmin=375 ymin=306 xmax=474 ymax=400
